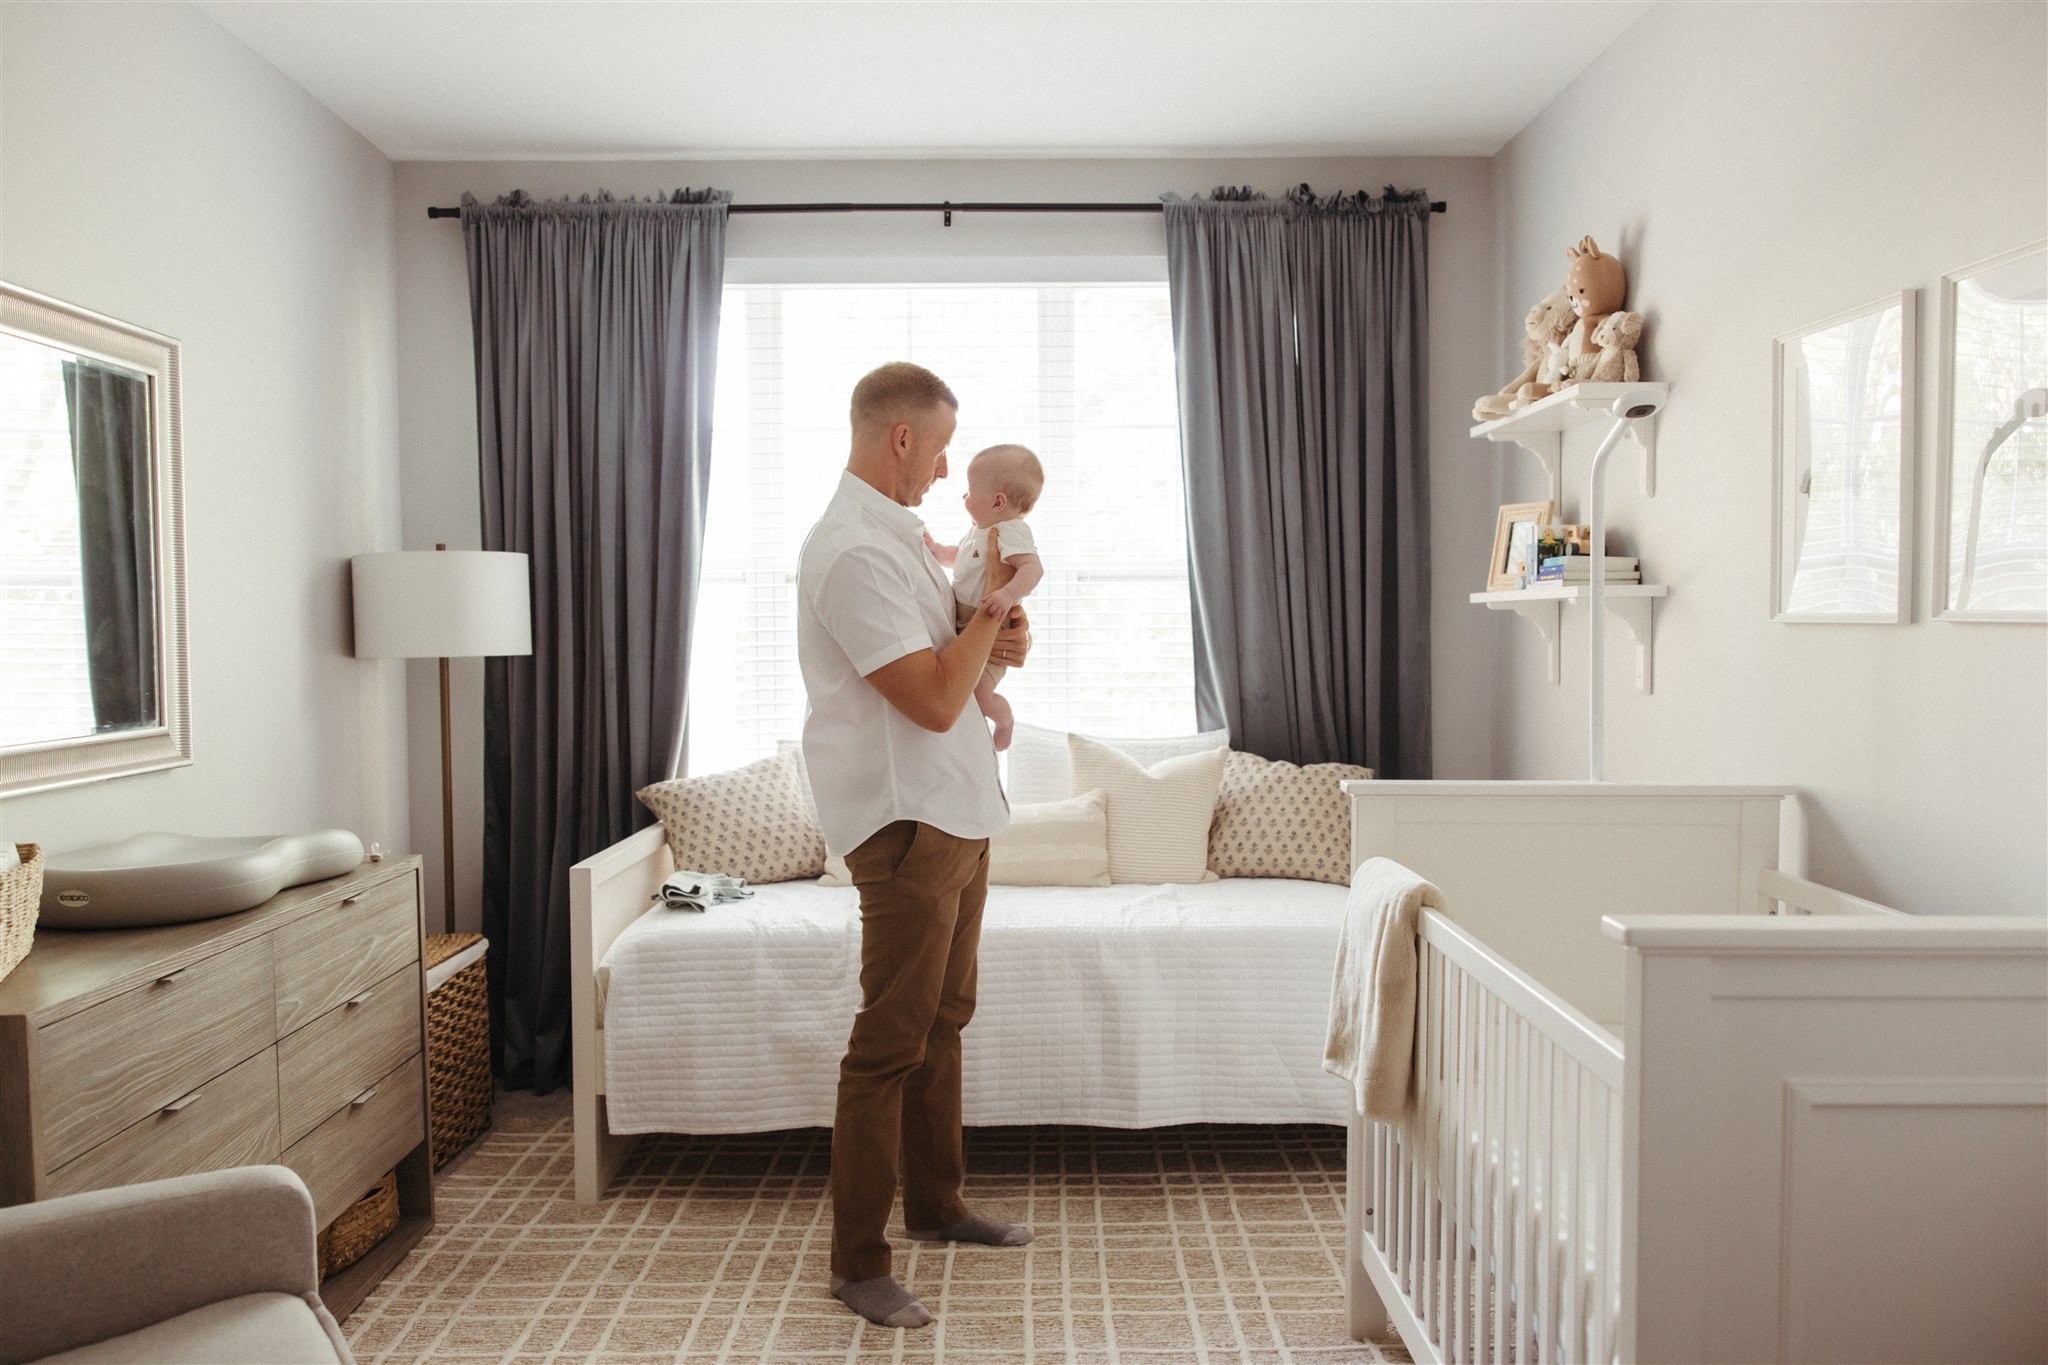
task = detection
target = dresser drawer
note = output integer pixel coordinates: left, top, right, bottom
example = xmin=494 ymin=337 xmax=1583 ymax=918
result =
xmin=282 ymin=1053 xmax=423 ymax=1229
xmin=43 ymin=1047 xmax=279 ymax=1199
xmin=277 ymin=965 xmax=421 ymax=1147
xmin=37 ymin=935 xmax=276 ymax=1171
xmin=274 ymin=873 xmax=419 ymax=1037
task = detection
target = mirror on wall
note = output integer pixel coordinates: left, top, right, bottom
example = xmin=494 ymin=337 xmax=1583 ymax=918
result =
xmin=1937 ymin=242 xmax=2047 ymax=621
xmin=1772 ymin=292 xmax=1915 ymax=624
xmin=0 ymin=281 xmax=188 ymax=796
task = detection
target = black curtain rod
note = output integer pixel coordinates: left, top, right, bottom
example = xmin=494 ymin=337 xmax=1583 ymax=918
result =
xmin=427 ymin=198 xmax=1447 ymax=225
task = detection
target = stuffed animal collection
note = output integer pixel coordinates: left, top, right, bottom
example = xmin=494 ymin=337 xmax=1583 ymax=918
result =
xmin=1473 ymin=288 xmax=1575 ymax=421
xmin=1476 ymin=236 xmax=1647 ymax=420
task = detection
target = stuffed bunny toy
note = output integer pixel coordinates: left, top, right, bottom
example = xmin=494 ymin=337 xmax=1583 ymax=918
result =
xmin=1475 ymin=287 xmax=1575 ymax=421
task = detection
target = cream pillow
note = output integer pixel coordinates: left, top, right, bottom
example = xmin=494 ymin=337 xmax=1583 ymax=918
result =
xmin=1005 ymin=722 xmax=1230 ymax=805
xmin=991 ymin=789 xmax=1111 ymax=887
xmin=636 ymin=749 xmax=825 ymax=885
xmin=816 ymin=791 xmax=1112 ymax=888
xmin=1207 ymin=750 xmax=1372 ymax=885
xmin=1067 ymin=734 xmax=1227 ymax=884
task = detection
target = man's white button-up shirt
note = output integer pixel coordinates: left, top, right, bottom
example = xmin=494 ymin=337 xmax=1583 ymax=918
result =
xmin=797 ymin=470 xmax=1009 ymax=857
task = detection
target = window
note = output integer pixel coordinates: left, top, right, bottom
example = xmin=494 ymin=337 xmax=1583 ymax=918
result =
xmin=686 ymin=282 xmax=1195 ymax=776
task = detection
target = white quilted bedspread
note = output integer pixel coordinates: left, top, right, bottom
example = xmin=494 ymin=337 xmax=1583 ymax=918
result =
xmin=600 ymin=877 xmax=1352 ymax=1134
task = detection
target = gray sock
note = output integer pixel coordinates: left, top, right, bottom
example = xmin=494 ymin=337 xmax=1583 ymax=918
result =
xmin=906 ymin=1212 xmax=1034 ymax=1246
xmin=830 ymin=1275 xmax=933 ymax=1329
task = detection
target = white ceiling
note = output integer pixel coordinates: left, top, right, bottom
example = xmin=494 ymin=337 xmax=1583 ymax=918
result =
xmin=196 ymin=1 xmax=1651 ymax=162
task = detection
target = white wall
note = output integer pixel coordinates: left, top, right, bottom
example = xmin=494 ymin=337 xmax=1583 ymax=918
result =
xmin=393 ymin=155 xmax=1499 ymax=933
xmin=1492 ymin=2 xmax=2047 ymax=912
xmin=0 ymin=5 xmax=410 ymax=860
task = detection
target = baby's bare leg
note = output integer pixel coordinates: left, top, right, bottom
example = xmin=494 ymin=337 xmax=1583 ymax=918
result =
xmin=974 ymin=672 xmax=1014 ymax=751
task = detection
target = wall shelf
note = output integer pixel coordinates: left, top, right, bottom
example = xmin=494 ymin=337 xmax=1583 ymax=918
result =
xmin=1471 ymin=583 xmax=1669 ymax=691
xmin=1470 ymin=382 xmax=1668 ymax=507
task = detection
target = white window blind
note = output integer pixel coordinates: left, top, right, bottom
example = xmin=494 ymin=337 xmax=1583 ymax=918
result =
xmin=685 ymin=282 xmax=1196 ymax=777
xmin=0 ymin=339 xmax=95 ymax=747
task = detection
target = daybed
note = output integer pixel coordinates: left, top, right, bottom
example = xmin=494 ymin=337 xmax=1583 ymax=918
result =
xmin=570 ymin=725 xmax=1368 ymax=1201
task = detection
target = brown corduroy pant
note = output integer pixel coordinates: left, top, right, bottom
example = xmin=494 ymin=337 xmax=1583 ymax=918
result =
xmin=830 ymin=820 xmax=990 ymax=1282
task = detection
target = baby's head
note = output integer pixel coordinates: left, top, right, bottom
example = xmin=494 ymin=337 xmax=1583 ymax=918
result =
xmin=962 ymin=444 xmax=1044 ymax=527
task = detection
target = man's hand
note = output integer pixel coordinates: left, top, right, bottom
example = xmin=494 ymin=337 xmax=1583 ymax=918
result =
xmin=993 ymin=605 xmax=1030 ymax=670
xmin=981 ymin=525 xmax=1030 ymax=668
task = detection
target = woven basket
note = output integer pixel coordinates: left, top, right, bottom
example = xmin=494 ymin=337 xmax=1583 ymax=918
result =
xmin=1 ymin=845 xmax=43 ymax=984
xmin=425 ymin=933 xmax=492 ymax=1169
xmin=317 ymin=1169 xmax=398 ymax=1279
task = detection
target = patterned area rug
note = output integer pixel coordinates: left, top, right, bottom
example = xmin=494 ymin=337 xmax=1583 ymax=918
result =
xmin=343 ymin=1096 xmax=1411 ymax=1364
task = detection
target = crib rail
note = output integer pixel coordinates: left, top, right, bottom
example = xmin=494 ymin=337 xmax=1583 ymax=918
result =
xmin=1363 ymin=910 xmax=1625 ymax=1364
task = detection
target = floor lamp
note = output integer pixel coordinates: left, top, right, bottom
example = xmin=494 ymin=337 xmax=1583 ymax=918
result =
xmin=352 ymin=546 xmax=533 ymax=934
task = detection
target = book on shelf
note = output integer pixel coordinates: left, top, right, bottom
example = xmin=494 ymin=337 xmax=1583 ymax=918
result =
xmin=1534 ymin=555 xmax=1640 ymax=583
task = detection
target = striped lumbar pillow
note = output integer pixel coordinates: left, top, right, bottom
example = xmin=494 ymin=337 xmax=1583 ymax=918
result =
xmin=1067 ymin=734 xmax=1227 ymax=884
xmin=990 ymin=789 xmax=1112 ymax=886
xmin=816 ymin=791 xmax=1112 ymax=887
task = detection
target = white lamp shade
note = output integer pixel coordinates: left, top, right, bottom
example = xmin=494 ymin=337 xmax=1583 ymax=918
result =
xmin=351 ymin=550 xmax=534 ymax=659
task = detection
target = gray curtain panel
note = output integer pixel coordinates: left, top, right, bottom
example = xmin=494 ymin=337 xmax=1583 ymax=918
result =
xmin=463 ymin=189 xmax=729 ymax=1092
xmin=1164 ymin=186 xmax=1432 ymax=777
xmin=61 ymin=360 xmax=156 ymax=732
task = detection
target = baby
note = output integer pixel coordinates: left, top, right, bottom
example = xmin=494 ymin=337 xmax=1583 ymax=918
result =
xmin=924 ymin=443 xmax=1045 ymax=750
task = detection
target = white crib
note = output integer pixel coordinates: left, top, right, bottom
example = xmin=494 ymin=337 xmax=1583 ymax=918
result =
xmin=1339 ymin=782 xmax=2048 ymax=1365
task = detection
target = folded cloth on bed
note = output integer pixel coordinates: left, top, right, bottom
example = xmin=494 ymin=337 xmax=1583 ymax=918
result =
xmin=1324 ymin=856 xmax=1446 ymax=1122
xmin=655 ymin=870 xmax=754 ymax=912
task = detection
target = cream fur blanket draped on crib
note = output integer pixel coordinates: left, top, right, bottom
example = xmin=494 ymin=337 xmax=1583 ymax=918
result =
xmin=1323 ymin=856 xmax=1446 ymax=1122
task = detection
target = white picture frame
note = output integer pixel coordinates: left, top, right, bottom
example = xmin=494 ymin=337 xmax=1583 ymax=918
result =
xmin=1933 ymin=241 xmax=2047 ymax=623
xmin=1771 ymin=292 xmax=1915 ymax=624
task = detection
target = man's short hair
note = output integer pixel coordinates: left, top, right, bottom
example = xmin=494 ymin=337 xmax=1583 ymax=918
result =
xmin=972 ymin=443 xmax=1045 ymax=514
xmin=850 ymin=362 xmax=958 ymax=430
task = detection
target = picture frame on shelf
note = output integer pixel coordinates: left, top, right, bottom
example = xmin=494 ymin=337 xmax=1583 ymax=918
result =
xmin=1488 ymin=500 xmax=1554 ymax=591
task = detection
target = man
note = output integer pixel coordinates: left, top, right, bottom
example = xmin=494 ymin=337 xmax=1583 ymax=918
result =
xmin=796 ymin=361 xmax=1034 ymax=1330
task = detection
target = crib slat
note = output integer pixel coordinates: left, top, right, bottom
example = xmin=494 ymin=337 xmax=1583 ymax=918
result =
xmin=1441 ymin=955 xmax=1459 ymax=1355
xmin=1419 ymin=944 xmax=1435 ymax=1328
xmin=1565 ymin=1065 xmax=1586 ymax=1365
xmin=1591 ymin=1080 xmax=1612 ymax=1364
xmin=1607 ymin=1082 xmax=1624 ymax=1363
xmin=1538 ymin=1035 xmax=1557 ymax=1365
xmin=1401 ymin=956 xmax=1419 ymax=1300
xmin=1491 ymin=992 xmax=1508 ymax=1364
xmin=1461 ymin=964 xmax=1477 ymax=1363
xmin=1452 ymin=965 xmax=1469 ymax=1365
xmin=1516 ymin=1013 xmax=1534 ymax=1364
xmin=1419 ymin=943 xmax=1437 ymax=1334
xmin=1482 ymin=986 xmax=1499 ymax=1358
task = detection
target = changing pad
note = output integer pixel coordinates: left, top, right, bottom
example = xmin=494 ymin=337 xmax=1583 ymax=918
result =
xmin=38 ymin=830 xmax=366 ymax=929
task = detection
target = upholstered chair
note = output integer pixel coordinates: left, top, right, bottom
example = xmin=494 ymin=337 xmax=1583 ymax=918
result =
xmin=0 ymin=1165 xmax=353 ymax=1364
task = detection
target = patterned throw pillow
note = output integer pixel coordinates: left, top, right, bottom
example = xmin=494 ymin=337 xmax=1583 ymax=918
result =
xmin=1207 ymin=750 xmax=1373 ymax=885
xmin=636 ymin=749 xmax=825 ymax=885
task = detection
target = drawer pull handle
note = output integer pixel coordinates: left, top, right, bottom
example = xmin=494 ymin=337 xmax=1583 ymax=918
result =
xmin=342 ymin=894 xmax=365 ymax=905
xmin=350 ymin=1087 xmax=378 ymax=1108
xmin=154 ymin=968 xmax=188 ymax=986
xmin=162 ymin=1091 xmax=202 ymax=1114
xmin=344 ymin=988 xmax=375 ymax=1008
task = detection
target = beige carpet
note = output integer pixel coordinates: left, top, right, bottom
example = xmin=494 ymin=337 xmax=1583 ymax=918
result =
xmin=343 ymin=1093 xmax=1411 ymax=1364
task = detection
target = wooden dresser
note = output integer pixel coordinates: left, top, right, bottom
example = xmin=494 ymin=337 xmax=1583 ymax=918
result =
xmin=0 ymin=854 xmax=433 ymax=1316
